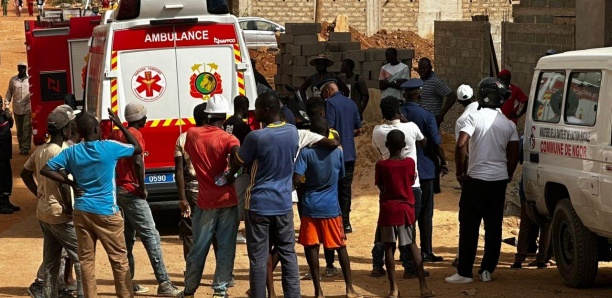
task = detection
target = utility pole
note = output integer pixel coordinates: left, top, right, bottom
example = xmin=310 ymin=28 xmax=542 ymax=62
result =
xmin=315 ymin=0 xmax=322 ymax=23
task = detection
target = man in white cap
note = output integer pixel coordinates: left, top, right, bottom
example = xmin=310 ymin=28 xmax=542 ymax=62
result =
xmin=109 ymin=102 xmax=180 ymax=296
xmin=179 ymin=94 xmax=241 ymax=298
xmin=4 ymin=61 xmax=31 ymax=155
xmin=53 ymin=104 xmax=81 ymax=145
xmin=455 ymin=85 xmax=478 ymax=141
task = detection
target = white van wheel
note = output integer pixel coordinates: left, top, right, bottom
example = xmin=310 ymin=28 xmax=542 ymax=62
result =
xmin=552 ymin=199 xmax=598 ymax=288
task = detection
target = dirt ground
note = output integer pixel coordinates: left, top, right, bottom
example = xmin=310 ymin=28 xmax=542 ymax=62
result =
xmin=2 ymin=15 xmax=612 ymax=298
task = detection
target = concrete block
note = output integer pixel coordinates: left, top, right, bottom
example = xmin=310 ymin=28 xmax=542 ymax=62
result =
xmin=293 ymin=56 xmax=307 ymax=66
xmin=280 ymin=64 xmax=293 ymax=75
xmin=397 ymin=49 xmax=415 ymax=59
xmin=328 ymin=63 xmax=341 ymax=73
xmin=529 ymin=0 xmax=547 ymax=7
xmin=286 ymin=23 xmax=321 ymax=35
xmin=290 ymin=45 xmax=302 ymax=56
xmin=329 ymin=32 xmax=352 ymax=42
xmin=339 ymin=42 xmax=361 ymax=52
xmin=327 ymin=42 xmax=341 ymax=52
xmin=369 ymin=71 xmax=380 ymax=80
xmin=329 ymin=52 xmax=344 ymax=64
xmin=373 ymin=49 xmax=387 ymax=61
xmin=302 ymin=43 xmax=327 ymax=56
xmin=279 ymin=33 xmax=294 ymax=44
xmin=343 ymin=51 xmax=366 ymax=62
xmin=461 ymin=50 xmax=470 ymax=58
xmin=536 ymin=15 xmax=554 ymax=24
xmin=364 ymin=49 xmax=377 ymax=61
xmin=294 ymin=35 xmax=319 ymax=46
xmin=292 ymin=66 xmax=312 ymax=77
xmin=275 ymin=54 xmax=282 ymax=64
xmin=363 ymin=61 xmax=384 ymax=71
xmin=282 ymin=54 xmax=293 ymax=65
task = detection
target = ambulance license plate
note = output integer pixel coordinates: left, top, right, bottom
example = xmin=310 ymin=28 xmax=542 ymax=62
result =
xmin=145 ymin=173 xmax=175 ymax=184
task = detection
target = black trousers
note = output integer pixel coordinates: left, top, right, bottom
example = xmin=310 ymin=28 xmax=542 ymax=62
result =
xmin=338 ymin=161 xmax=355 ymax=227
xmin=0 ymin=159 xmax=12 ymax=195
xmin=457 ymin=179 xmax=507 ymax=278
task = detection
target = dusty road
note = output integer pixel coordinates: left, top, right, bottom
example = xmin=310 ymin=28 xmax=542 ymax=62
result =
xmin=1 ymin=14 xmax=612 ymax=298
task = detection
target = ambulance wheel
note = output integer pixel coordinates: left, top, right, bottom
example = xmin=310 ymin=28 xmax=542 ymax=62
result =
xmin=552 ymin=199 xmax=598 ymax=288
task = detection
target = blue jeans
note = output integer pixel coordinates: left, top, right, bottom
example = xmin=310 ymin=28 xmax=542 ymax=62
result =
xmin=372 ymin=187 xmax=422 ymax=270
xmin=117 ymin=189 xmax=170 ymax=284
xmin=184 ymin=206 xmax=238 ymax=296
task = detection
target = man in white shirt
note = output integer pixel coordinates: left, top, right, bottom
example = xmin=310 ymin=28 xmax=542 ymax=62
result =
xmin=370 ymin=96 xmax=428 ymax=279
xmin=378 ymin=48 xmax=410 ymax=102
xmin=4 ymin=62 xmax=31 ymax=155
xmin=446 ymin=77 xmax=519 ymax=284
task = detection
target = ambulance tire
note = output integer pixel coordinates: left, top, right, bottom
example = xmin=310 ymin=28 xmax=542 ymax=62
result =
xmin=551 ymin=198 xmax=598 ymax=288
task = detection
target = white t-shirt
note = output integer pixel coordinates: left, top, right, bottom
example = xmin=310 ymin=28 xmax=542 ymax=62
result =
xmin=455 ymin=101 xmax=479 ymax=141
xmin=379 ymin=63 xmax=410 ymax=101
xmin=372 ymin=119 xmax=424 ymax=187
xmin=461 ymin=108 xmax=519 ymax=181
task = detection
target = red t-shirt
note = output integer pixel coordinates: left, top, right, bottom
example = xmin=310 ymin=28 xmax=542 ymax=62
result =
xmin=109 ymin=127 xmax=146 ymax=198
xmin=501 ymin=84 xmax=528 ymax=124
xmin=375 ymin=158 xmax=416 ymax=226
xmin=184 ymin=125 xmax=240 ymax=209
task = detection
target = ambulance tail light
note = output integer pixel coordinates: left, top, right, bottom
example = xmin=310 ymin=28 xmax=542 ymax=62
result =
xmin=149 ymin=18 xmax=199 ymax=26
xmin=247 ymin=110 xmax=261 ymax=130
xmin=101 ymin=119 xmax=113 ymax=140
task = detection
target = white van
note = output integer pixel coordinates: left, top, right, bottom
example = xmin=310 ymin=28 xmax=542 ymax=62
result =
xmin=523 ymin=47 xmax=612 ymax=288
xmin=84 ymin=0 xmax=257 ymax=209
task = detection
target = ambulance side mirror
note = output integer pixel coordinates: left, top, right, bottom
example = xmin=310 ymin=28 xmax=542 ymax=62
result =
xmin=65 ymin=94 xmax=77 ymax=110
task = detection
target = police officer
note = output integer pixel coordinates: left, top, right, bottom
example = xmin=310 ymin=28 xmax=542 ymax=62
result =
xmin=446 ymin=77 xmax=519 ymax=284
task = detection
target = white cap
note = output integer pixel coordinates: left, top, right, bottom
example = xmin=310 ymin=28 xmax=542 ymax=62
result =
xmin=457 ymin=84 xmax=474 ymax=101
xmin=205 ymin=94 xmax=229 ymax=115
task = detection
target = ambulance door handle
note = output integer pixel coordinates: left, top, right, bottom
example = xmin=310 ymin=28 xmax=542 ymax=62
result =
xmin=105 ymin=70 xmax=118 ymax=78
xmin=236 ymin=62 xmax=248 ymax=71
xmin=164 ymin=4 xmax=184 ymax=9
xmin=530 ymin=153 xmax=539 ymax=164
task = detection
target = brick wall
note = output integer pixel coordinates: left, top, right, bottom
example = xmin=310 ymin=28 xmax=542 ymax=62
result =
xmin=250 ymin=0 xmax=315 ymax=24
xmin=381 ymin=0 xmax=419 ymax=32
xmin=501 ymin=22 xmax=575 ymax=93
xmin=512 ymin=0 xmax=575 ymax=24
xmin=434 ymin=21 xmax=491 ymax=133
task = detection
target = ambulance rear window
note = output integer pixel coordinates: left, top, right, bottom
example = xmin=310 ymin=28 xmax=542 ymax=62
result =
xmin=207 ymin=0 xmax=229 ymax=14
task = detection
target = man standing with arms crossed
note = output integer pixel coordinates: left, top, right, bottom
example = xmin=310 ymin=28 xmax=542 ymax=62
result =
xmin=41 ymin=109 xmax=142 ymax=297
xmin=228 ymin=92 xmax=300 ymax=298
xmin=109 ymin=102 xmax=179 ymax=296
xmin=5 ymin=61 xmax=31 ymax=156
xmin=446 ymin=77 xmax=519 ymax=283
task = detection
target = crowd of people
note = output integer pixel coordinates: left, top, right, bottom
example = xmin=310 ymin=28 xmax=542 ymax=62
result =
xmin=0 ymin=47 xmax=553 ymax=298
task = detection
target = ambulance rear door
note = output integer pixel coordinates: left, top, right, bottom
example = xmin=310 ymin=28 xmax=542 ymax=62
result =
xmin=111 ymin=25 xmax=181 ymax=179
xmin=173 ymin=22 xmax=247 ymax=124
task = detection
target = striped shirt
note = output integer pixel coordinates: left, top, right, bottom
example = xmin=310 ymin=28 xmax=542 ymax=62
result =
xmin=420 ymin=72 xmax=452 ymax=116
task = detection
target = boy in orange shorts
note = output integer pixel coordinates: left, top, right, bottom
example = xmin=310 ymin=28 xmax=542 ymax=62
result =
xmin=293 ymin=116 xmax=359 ymax=298
xmin=376 ymin=130 xmax=434 ymax=298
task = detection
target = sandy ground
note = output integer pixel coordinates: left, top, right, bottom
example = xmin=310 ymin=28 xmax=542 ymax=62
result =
xmin=2 ymin=14 xmax=612 ymax=298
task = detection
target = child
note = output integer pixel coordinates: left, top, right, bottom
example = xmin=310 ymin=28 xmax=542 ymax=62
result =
xmin=0 ymin=106 xmax=18 ymax=214
xmin=293 ymin=116 xmax=358 ymax=298
xmin=375 ymin=129 xmax=434 ymax=298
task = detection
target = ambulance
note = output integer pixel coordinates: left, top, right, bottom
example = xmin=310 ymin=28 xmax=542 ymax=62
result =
xmin=83 ymin=0 xmax=258 ymax=209
xmin=522 ymin=47 xmax=612 ymax=288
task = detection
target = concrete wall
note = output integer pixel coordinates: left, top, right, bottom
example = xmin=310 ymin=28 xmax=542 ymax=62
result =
xmin=512 ymin=0 xmax=575 ymax=23
xmin=434 ymin=21 xmax=491 ymax=133
xmin=462 ymin=0 xmax=512 ymax=61
xmin=501 ymin=22 xmax=575 ymax=94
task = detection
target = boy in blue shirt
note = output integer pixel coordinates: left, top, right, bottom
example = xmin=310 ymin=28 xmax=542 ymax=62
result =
xmin=293 ymin=116 xmax=359 ymax=298
xmin=41 ymin=109 xmax=143 ymax=298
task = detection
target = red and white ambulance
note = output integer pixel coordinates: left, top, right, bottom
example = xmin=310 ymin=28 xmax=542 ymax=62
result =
xmin=83 ymin=0 xmax=257 ymax=209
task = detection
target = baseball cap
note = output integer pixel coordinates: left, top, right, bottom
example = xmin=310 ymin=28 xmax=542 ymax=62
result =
xmin=53 ymin=104 xmax=80 ymax=121
xmin=457 ymin=85 xmax=474 ymax=101
xmin=47 ymin=110 xmax=71 ymax=131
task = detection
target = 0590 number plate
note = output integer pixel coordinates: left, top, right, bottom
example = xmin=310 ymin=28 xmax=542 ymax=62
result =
xmin=145 ymin=173 xmax=175 ymax=184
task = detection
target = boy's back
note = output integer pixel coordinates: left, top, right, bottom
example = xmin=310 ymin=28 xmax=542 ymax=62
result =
xmin=295 ymin=146 xmax=344 ymax=218
xmin=375 ymin=158 xmax=416 ymax=226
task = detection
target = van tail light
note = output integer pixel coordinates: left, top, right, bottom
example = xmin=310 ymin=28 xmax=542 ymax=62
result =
xmin=247 ymin=110 xmax=261 ymax=130
xmin=100 ymin=119 xmax=113 ymax=139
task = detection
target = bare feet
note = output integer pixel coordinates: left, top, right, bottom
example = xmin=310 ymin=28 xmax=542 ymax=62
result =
xmin=421 ymin=289 xmax=435 ymax=298
xmin=346 ymin=289 xmax=362 ymax=298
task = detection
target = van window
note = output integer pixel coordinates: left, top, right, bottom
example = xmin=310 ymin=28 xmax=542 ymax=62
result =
xmin=564 ymin=71 xmax=600 ymax=126
xmin=532 ymin=71 xmax=566 ymax=123
xmin=207 ymin=0 xmax=229 ymax=14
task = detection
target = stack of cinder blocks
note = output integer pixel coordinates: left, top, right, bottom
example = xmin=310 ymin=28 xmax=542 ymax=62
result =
xmin=274 ymin=23 xmax=415 ymax=94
